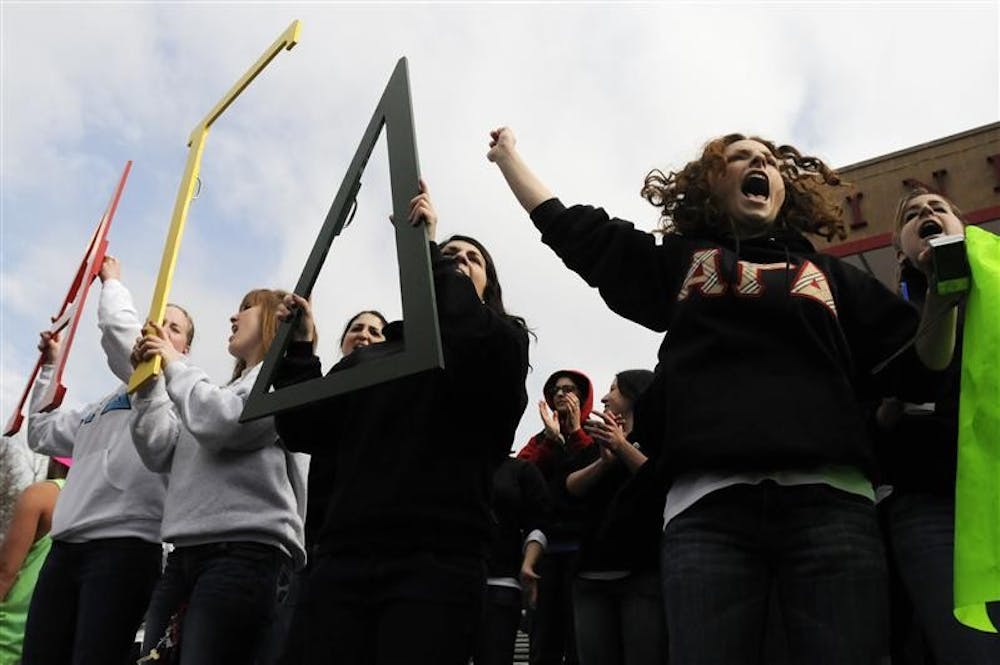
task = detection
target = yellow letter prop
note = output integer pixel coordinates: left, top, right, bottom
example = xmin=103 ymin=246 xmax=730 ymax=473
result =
xmin=128 ymin=20 xmax=300 ymax=392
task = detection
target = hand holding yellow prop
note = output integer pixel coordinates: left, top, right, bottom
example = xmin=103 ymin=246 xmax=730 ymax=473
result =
xmin=129 ymin=20 xmax=300 ymax=392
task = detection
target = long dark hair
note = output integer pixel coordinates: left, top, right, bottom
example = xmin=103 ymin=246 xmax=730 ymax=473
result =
xmin=440 ymin=234 xmax=531 ymax=335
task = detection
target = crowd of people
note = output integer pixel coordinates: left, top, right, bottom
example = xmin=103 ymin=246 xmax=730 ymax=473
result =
xmin=0 ymin=127 xmax=996 ymax=665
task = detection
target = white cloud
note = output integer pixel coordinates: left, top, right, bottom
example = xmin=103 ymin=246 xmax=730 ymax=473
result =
xmin=2 ymin=2 xmax=997 ymax=449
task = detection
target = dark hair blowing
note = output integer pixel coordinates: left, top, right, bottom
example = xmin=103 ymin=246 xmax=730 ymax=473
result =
xmin=641 ymin=133 xmax=846 ymax=241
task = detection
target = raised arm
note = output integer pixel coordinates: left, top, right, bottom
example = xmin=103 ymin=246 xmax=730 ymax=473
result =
xmin=96 ymin=256 xmax=143 ymax=383
xmin=26 ymin=333 xmax=84 ymax=457
xmin=915 ymin=287 xmax=960 ymax=371
xmin=487 ymin=127 xmax=554 ymax=214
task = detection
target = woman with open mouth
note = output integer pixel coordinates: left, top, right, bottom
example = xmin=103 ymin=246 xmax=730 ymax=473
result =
xmin=876 ymin=187 xmax=999 ymax=662
xmin=129 ymin=288 xmax=307 ymax=664
xmin=487 ymin=127 xmax=959 ymax=665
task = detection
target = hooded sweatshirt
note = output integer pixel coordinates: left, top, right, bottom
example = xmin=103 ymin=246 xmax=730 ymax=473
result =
xmin=130 ymin=361 xmax=307 ymax=568
xmin=517 ymin=369 xmax=596 ymax=546
xmin=531 ymin=199 xmax=924 ymax=482
xmin=26 ymin=279 xmax=168 ymax=543
xmin=516 ymin=369 xmax=595 ymax=481
xmin=273 ymin=242 xmax=530 ymax=559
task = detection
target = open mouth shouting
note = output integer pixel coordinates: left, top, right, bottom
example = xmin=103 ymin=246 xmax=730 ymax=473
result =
xmin=741 ymin=171 xmax=770 ymax=202
xmin=918 ymin=219 xmax=944 ymax=240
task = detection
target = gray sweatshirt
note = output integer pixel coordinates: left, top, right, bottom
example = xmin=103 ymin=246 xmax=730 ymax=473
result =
xmin=130 ymin=360 xmax=307 ymax=568
xmin=26 ymin=279 xmax=168 ymax=543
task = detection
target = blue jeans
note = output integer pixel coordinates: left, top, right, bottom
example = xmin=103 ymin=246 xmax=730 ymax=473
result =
xmin=572 ymin=572 xmax=667 ymax=665
xmin=21 ymin=538 xmax=161 ymax=665
xmin=140 ymin=542 xmax=291 ymax=665
xmin=885 ymin=492 xmax=1000 ymax=664
xmin=661 ymin=481 xmax=889 ymax=665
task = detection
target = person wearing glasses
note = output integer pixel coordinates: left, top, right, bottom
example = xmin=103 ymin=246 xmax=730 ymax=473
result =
xmin=517 ymin=370 xmax=595 ymax=665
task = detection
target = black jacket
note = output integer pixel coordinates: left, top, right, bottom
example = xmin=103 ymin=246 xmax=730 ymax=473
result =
xmin=532 ymin=198 xmax=925 ymax=481
xmin=486 ymin=457 xmax=551 ymax=579
xmin=275 ymin=243 xmax=529 ymax=558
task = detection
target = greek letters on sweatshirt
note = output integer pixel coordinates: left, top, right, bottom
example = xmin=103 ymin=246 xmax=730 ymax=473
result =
xmin=130 ymin=361 xmax=307 ymax=568
xmin=531 ymin=199 xmax=923 ymax=480
xmin=26 ymin=280 xmax=168 ymax=543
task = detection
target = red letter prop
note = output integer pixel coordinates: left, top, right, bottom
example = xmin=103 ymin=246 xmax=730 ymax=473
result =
xmin=3 ymin=161 xmax=132 ymax=435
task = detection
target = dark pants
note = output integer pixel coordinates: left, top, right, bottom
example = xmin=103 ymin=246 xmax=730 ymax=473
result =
xmin=530 ymin=550 xmax=579 ymax=665
xmin=262 ymin=568 xmax=307 ymax=665
xmin=305 ymin=550 xmax=485 ymax=665
xmin=21 ymin=537 xmax=161 ymax=665
xmin=572 ymin=572 xmax=667 ymax=665
xmin=473 ymin=584 xmax=523 ymax=665
xmin=140 ymin=542 xmax=290 ymax=665
xmin=661 ymin=481 xmax=889 ymax=665
xmin=885 ymin=492 xmax=1000 ymax=664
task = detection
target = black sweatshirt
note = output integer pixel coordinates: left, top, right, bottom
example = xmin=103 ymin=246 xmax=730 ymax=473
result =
xmin=531 ymin=199 xmax=924 ymax=481
xmin=274 ymin=243 xmax=529 ymax=558
xmin=486 ymin=457 xmax=551 ymax=580
xmin=875 ymin=294 xmax=964 ymax=497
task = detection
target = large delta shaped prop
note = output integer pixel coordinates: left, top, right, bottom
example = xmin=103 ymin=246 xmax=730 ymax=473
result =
xmin=4 ymin=162 xmax=132 ymax=435
xmin=240 ymin=58 xmax=443 ymax=422
xmin=128 ymin=20 xmax=301 ymax=392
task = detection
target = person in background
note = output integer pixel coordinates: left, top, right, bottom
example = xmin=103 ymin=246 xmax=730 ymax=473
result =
xmin=565 ymin=369 xmax=666 ymax=665
xmin=518 ymin=369 xmax=595 ymax=665
xmin=0 ymin=457 xmax=69 ymax=663
xmin=473 ymin=455 xmax=550 ymax=665
xmin=267 ymin=309 xmax=386 ymax=665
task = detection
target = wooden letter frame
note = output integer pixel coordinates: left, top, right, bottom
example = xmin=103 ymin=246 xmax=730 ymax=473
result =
xmin=128 ymin=20 xmax=301 ymax=392
xmin=240 ymin=58 xmax=443 ymax=422
xmin=4 ymin=161 xmax=132 ymax=435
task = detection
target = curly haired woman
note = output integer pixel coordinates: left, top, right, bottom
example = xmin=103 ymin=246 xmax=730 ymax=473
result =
xmin=488 ymin=128 xmax=959 ymax=665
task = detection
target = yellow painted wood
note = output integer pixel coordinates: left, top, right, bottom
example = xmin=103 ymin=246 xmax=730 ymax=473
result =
xmin=129 ymin=20 xmax=300 ymax=393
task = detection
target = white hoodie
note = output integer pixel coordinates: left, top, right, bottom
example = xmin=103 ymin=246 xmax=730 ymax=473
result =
xmin=26 ymin=280 xmax=168 ymax=543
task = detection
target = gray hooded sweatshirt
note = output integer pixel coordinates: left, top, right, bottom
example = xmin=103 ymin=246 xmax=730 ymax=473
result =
xmin=26 ymin=279 xmax=168 ymax=542
xmin=130 ymin=360 xmax=307 ymax=568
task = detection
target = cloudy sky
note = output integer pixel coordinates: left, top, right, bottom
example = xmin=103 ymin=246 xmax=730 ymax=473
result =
xmin=2 ymin=1 xmax=998 ymax=458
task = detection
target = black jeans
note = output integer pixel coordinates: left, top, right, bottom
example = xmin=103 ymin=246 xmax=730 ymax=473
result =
xmin=530 ymin=549 xmax=579 ymax=665
xmin=661 ymin=481 xmax=890 ymax=665
xmin=21 ymin=537 xmax=161 ymax=665
xmin=140 ymin=542 xmax=291 ymax=665
xmin=473 ymin=584 xmax=523 ymax=665
xmin=572 ymin=572 xmax=666 ymax=665
xmin=885 ymin=492 xmax=1000 ymax=664
xmin=305 ymin=550 xmax=485 ymax=665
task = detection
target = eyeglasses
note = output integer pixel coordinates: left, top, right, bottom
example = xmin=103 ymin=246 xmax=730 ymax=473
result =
xmin=550 ymin=385 xmax=579 ymax=396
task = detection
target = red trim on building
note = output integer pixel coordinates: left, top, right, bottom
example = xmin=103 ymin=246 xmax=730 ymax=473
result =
xmin=821 ymin=205 xmax=1000 ymax=257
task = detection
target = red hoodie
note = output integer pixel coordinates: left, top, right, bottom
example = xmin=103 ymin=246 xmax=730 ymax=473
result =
xmin=517 ymin=369 xmax=595 ymax=480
